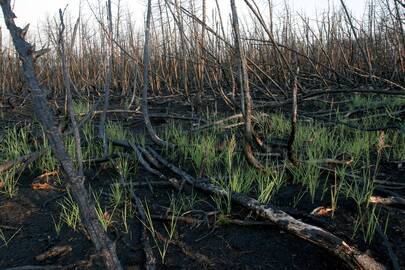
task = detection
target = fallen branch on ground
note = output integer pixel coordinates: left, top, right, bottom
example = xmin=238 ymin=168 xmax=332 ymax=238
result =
xmin=369 ymin=196 xmax=405 ymax=209
xmin=146 ymin=147 xmax=386 ymax=270
xmin=0 ymin=152 xmax=43 ymax=174
xmin=155 ymin=231 xmax=215 ymax=267
xmin=128 ymin=178 xmax=157 ymax=270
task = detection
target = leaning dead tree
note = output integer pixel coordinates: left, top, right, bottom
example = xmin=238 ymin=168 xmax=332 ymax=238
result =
xmin=0 ymin=1 xmax=123 ymax=269
xmin=142 ymin=0 xmax=172 ymax=148
xmin=230 ymin=0 xmax=263 ymax=170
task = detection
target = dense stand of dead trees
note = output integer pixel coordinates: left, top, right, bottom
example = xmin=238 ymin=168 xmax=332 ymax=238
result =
xmin=0 ymin=0 xmax=404 ymax=101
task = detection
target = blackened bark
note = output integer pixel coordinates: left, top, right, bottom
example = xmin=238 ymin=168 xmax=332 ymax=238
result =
xmin=230 ymin=0 xmax=263 ymax=170
xmin=142 ymin=0 xmax=172 ymax=148
xmin=0 ymin=2 xmax=122 ymax=269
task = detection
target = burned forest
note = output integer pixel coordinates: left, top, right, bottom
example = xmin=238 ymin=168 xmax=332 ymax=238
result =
xmin=0 ymin=0 xmax=404 ymax=269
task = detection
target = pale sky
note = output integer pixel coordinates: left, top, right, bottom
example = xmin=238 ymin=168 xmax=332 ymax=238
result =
xmin=0 ymin=0 xmax=368 ymax=43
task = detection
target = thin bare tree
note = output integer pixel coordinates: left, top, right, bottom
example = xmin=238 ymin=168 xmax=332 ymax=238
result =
xmin=143 ymin=0 xmax=172 ymax=148
xmin=230 ymin=0 xmax=263 ymax=170
xmin=0 ymin=1 xmax=123 ymax=269
xmin=98 ymin=0 xmax=114 ymax=155
xmin=58 ymin=8 xmax=84 ymax=176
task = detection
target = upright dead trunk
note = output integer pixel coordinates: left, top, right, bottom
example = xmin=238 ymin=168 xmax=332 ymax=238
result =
xmin=98 ymin=0 xmax=114 ymax=156
xmin=58 ymin=9 xmax=84 ymax=176
xmin=142 ymin=0 xmax=171 ymax=148
xmin=195 ymin=0 xmax=206 ymax=106
xmin=0 ymin=2 xmax=122 ymax=269
xmin=287 ymin=68 xmax=298 ymax=166
xmin=230 ymin=0 xmax=263 ymax=169
xmin=393 ymin=0 xmax=405 ymax=74
xmin=174 ymin=0 xmax=189 ymax=98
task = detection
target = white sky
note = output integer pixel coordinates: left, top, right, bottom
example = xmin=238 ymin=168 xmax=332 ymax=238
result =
xmin=0 ymin=0 xmax=368 ymax=41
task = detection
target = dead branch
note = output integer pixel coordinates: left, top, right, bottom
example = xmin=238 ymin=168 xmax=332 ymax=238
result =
xmin=35 ymin=245 xmax=72 ymax=262
xmin=98 ymin=0 xmax=114 ymax=156
xmin=369 ymin=196 xmax=405 ymax=209
xmin=142 ymin=0 xmax=172 ymax=148
xmin=230 ymin=0 xmax=264 ymax=170
xmin=154 ymin=231 xmax=215 ymax=267
xmin=128 ymin=184 xmax=157 ymax=270
xmin=0 ymin=152 xmax=43 ymax=174
xmin=58 ymin=9 xmax=83 ymax=176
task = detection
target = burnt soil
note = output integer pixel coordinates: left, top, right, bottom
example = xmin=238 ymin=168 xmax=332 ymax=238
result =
xmin=1 ymin=94 xmax=405 ymax=270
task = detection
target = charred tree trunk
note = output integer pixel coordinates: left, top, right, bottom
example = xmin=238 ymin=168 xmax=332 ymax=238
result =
xmin=98 ymin=0 xmax=114 ymax=156
xmin=0 ymin=1 xmax=122 ymax=269
xmin=58 ymin=8 xmax=84 ymax=176
xmin=230 ymin=0 xmax=263 ymax=170
xmin=142 ymin=0 xmax=172 ymax=148
xmin=287 ymin=68 xmax=299 ymax=166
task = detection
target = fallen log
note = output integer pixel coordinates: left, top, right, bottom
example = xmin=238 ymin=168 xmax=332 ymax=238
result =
xmin=369 ymin=196 xmax=405 ymax=209
xmin=35 ymin=245 xmax=72 ymax=262
xmin=146 ymin=147 xmax=386 ymax=270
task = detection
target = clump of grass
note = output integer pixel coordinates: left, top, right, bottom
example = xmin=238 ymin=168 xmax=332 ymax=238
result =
xmin=134 ymin=134 xmax=146 ymax=147
xmin=81 ymin=122 xmax=103 ymax=161
xmin=330 ymin=166 xmax=346 ymax=214
xmin=0 ymin=226 xmax=21 ymax=248
xmin=121 ymin=200 xmax=132 ymax=234
xmin=350 ymin=95 xmax=375 ymax=110
xmin=110 ymin=182 xmax=124 ymax=208
xmin=227 ymin=167 xmax=253 ymax=194
xmin=289 ymin=161 xmax=321 ymax=203
xmin=257 ymin=166 xmax=286 ymax=204
xmin=116 ymin=156 xmax=132 ymax=182
xmin=0 ymin=126 xmax=31 ymax=161
xmin=177 ymin=192 xmax=199 ymax=212
xmin=255 ymin=113 xmax=290 ymax=138
xmin=73 ymin=101 xmax=90 ymax=115
xmin=52 ymin=215 xmax=63 ymax=237
xmin=64 ymin=136 xmax=77 ymax=161
xmin=140 ymin=199 xmax=182 ymax=264
xmin=36 ymin=145 xmax=58 ymax=173
xmin=352 ymin=204 xmax=382 ymax=244
xmin=106 ymin=121 xmax=130 ymax=141
xmin=189 ymin=133 xmax=218 ymax=175
xmin=343 ymin=169 xmax=375 ymax=209
xmin=59 ymin=191 xmax=81 ymax=231
xmin=388 ymin=132 xmax=405 ymax=161
xmin=349 ymin=95 xmax=405 ymax=111
xmin=94 ymin=192 xmax=115 ymax=232
xmin=211 ymin=191 xmax=232 ymax=218
xmin=0 ymin=167 xmax=19 ymax=198
xmin=164 ymin=123 xmax=189 ymax=161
